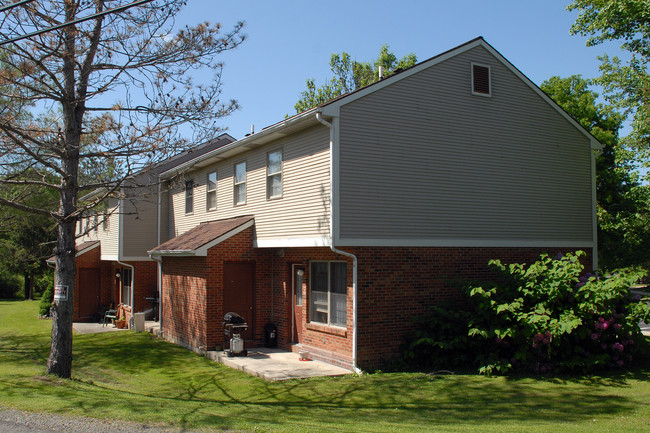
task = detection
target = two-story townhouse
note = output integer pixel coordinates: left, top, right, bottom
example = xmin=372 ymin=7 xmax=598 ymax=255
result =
xmin=149 ymin=37 xmax=601 ymax=371
xmin=68 ymin=133 xmax=236 ymax=324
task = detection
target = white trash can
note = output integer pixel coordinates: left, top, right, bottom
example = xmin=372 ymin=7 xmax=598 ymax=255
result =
xmin=134 ymin=312 xmax=145 ymax=332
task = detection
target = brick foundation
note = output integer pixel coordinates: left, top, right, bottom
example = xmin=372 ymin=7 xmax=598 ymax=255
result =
xmin=159 ymin=229 xmax=592 ymax=371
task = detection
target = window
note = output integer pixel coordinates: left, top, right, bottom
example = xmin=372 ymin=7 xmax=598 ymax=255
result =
xmin=206 ymin=171 xmax=217 ymax=211
xmin=310 ymin=261 xmax=347 ymax=327
xmin=267 ymin=150 xmax=283 ymax=199
xmin=471 ymin=63 xmax=491 ymax=97
xmin=185 ymin=179 xmax=194 ymax=214
xmin=121 ymin=267 xmax=132 ymax=306
xmin=234 ymin=161 xmax=246 ymax=205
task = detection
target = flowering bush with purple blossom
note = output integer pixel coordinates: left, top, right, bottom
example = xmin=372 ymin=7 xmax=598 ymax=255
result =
xmin=466 ymin=251 xmax=650 ymax=375
xmin=403 ymin=251 xmax=650 ymax=376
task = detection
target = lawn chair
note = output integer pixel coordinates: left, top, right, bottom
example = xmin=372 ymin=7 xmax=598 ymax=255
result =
xmin=102 ymin=306 xmax=118 ymax=327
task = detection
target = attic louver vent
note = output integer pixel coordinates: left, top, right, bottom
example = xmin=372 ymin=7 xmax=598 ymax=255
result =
xmin=472 ymin=64 xmax=491 ymax=96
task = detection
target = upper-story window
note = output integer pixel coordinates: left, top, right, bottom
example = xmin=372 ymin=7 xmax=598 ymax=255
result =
xmin=267 ymin=150 xmax=283 ymax=199
xmin=471 ymin=62 xmax=491 ymax=97
xmin=234 ymin=161 xmax=246 ymax=205
xmin=185 ymin=179 xmax=194 ymax=214
xmin=207 ymin=171 xmax=217 ymax=211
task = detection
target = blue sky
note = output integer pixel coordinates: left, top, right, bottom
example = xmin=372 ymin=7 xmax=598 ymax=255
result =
xmin=174 ymin=0 xmax=625 ymax=141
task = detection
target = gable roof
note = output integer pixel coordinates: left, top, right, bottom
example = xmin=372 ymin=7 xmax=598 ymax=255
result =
xmin=148 ymin=215 xmax=254 ymax=257
xmin=159 ymin=37 xmax=602 ymax=178
xmin=319 ymin=37 xmax=602 ymax=150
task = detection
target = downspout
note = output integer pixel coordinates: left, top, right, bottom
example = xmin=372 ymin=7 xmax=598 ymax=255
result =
xmin=151 ymin=177 xmax=163 ymax=333
xmin=117 ymin=190 xmax=135 ymax=328
xmin=316 ymin=112 xmax=361 ymax=375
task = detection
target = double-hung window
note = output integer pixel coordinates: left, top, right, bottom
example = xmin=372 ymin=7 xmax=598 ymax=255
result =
xmin=234 ymin=162 xmax=246 ymax=205
xmin=185 ymin=179 xmax=194 ymax=214
xmin=267 ymin=150 xmax=282 ymax=199
xmin=206 ymin=171 xmax=217 ymax=211
xmin=310 ymin=261 xmax=347 ymax=327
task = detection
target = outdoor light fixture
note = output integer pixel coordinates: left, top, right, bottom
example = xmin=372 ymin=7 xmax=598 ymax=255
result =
xmin=297 ymin=269 xmax=304 ymax=277
xmin=115 ymin=272 xmax=120 ymax=278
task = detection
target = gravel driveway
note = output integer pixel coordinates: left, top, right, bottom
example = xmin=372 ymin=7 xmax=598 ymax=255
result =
xmin=0 ymin=407 xmax=195 ymax=433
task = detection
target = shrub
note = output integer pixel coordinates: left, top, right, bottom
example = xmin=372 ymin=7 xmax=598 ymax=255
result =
xmin=403 ymin=251 xmax=650 ymax=376
xmin=0 ymin=269 xmax=22 ymax=299
xmin=402 ymin=301 xmax=480 ymax=371
xmin=39 ymin=283 xmax=54 ymax=317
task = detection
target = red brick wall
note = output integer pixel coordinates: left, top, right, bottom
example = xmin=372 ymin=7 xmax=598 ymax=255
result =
xmin=73 ymin=245 xmax=101 ymax=321
xmin=346 ymin=246 xmax=592 ymax=370
xmin=161 ymin=256 xmax=208 ymax=349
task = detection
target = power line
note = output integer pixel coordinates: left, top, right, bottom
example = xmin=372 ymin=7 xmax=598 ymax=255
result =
xmin=0 ymin=0 xmax=37 ymax=14
xmin=0 ymin=0 xmax=155 ymax=46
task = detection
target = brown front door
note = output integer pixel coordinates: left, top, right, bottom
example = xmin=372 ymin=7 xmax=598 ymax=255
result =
xmin=78 ymin=268 xmax=101 ymax=321
xmin=223 ymin=261 xmax=255 ymax=328
xmin=292 ymin=264 xmax=305 ymax=343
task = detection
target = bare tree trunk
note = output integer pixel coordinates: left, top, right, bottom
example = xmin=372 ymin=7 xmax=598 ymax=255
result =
xmin=46 ymin=218 xmax=76 ymax=378
xmin=24 ymin=274 xmax=32 ymax=300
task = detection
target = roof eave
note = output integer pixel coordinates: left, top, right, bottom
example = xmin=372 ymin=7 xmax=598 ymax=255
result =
xmin=159 ymin=108 xmax=322 ymax=179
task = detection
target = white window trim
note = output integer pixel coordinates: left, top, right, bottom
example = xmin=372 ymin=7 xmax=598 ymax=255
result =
xmin=234 ymin=161 xmax=247 ymax=206
xmin=206 ymin=171 xmax=217 ymax=211
xmin=471 ymin=62 xmax=492 ymax=97
xmin=308 ymin=260 xmax=347 ymax=328
xmin=266 ymin=149 xmax=283 ymax=200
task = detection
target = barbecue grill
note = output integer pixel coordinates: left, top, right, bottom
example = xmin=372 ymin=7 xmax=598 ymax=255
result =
xmin=222 ymin=312 xmax=248 ymax=357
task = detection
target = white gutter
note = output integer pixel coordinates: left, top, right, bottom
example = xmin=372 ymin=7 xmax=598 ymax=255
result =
xmin=315 ymin=112 xmax=361 ymax=375
xmin=152 ymin=178 xmax=163 ymax=335
xmin=117 ymin=190 xmax=135 ymax=328
xmin=159 ymin=107 xmax=320 ymax=180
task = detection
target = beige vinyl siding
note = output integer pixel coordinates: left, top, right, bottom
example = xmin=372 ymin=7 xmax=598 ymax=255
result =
xmin=168 ymin=125 xmax=330 ymax=241
xmin=121 ymin=185 xmax=159 ymax=258
xmin=77 ymin=198 xmax=119 ymax=258
xmin=337 ymin=45 xmax=593 ymax=244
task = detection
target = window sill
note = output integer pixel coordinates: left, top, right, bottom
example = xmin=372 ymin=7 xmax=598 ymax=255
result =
xmin=305 ymin=322 xmax=347 ymax=338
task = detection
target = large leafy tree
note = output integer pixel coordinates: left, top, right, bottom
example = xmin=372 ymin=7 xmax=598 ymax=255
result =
xmin=542 ymin=75 xmax=650 ymax=269
xmin=0 ymin=0 xmax=245 ymax=378
xmin=294 ymin=44 xmax=417 ymax=113
xmin=568 ymin=0 xmax=650 ymax=179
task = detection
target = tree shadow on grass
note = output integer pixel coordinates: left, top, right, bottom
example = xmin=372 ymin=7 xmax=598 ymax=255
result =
xmin=3 ymin=328 xmax=648 ymax=432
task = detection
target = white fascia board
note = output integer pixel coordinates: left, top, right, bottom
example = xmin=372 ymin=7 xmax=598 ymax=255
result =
xmin=101 ymin=255 xmax=119 ymax=261
xmin=118 ymin=256 xmax=155 ymax=262
xmin=194 ymin=219 xmax=255 ymax=256
xmin=159 ymin=108 xmax=319 ymax=179
xmin=334 ymin=237 xmax=594 ymax=248
xmin=148 ymin=250 xmax=196 ymax=257
xmin=255 ymin=237 xmax=331 ymax=248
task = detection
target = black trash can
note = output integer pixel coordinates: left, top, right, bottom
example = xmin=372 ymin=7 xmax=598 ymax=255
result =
xmin=264 ymin=323 xmax=277 ymax=348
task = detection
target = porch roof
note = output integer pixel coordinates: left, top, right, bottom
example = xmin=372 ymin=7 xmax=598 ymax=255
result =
xmin=148 ymin=215 xmax=254 ymax=257
xmin=46 ymin=240 xmax=100 ymax=264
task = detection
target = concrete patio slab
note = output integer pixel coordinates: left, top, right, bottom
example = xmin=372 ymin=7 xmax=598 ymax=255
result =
xmin=72 ymin=322 xmax=128 ymax=334
xmin=206 ymin=347 xmax=354 ymax=381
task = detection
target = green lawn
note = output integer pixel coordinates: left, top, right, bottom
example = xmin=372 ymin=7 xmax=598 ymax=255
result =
xmin=1 ymin=300 xmax=650 ymax=432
